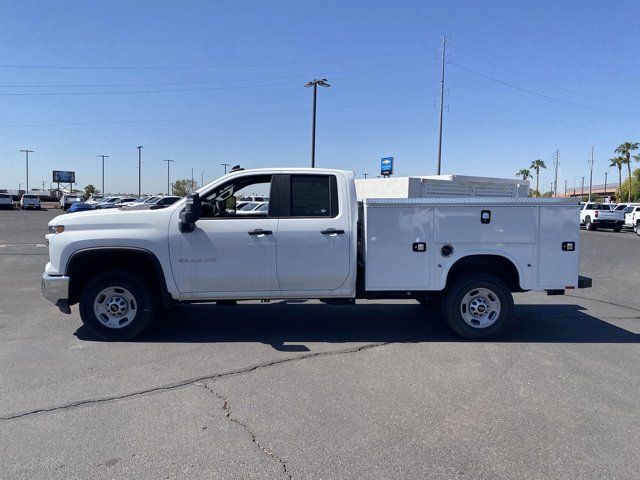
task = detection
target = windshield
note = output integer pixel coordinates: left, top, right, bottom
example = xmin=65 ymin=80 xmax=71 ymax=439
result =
xmin=23 ymin=195 xmax=38 ymax=199
xmin=239 ymin=202 xmax=259 ymax=211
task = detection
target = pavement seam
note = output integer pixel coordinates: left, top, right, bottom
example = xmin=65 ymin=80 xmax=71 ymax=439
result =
xmin=0 ymin=332 xmax=433 ymax=421
xmin=197 ymin=382 xmax=293 ymax=480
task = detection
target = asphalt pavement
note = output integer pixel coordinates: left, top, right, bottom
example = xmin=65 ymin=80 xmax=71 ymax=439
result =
xmin=0 ymin=207 xmax=638 ymax=479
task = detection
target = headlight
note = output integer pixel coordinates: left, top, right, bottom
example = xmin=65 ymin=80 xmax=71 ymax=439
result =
xmin=48 ymin=225 xmax=65 ymax=234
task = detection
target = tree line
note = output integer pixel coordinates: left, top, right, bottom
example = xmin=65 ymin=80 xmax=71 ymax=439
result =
xmin=516 ymin=142 xmax=640 ymax=201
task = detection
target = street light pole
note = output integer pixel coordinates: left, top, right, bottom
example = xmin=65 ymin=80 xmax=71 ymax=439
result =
xmin=137 ymin=146 xmax=143 ymax=196
xmin=163 ymin=159 xmax=174 ymax=195
xmin=588 ymin=146 xmax=594 ymax=202
xmin=304 ymin=79 xmax=330 ymax=168
xmin=98 ymin=155 xmax=109 ymax=194
xmin=604 ymin=172 xmax=608 ymax=198
xmin=581 ymin=176 xmax=585 ymax=198
xmin=436 ymin=35 xmax=447 ymax=175
xmin=20 ymin=149 xmax=34 ymax=191
xmin=201 ymin=170 xmax=205 ymax=187
xmin=221 ymin=163 xmax=230 ymax=174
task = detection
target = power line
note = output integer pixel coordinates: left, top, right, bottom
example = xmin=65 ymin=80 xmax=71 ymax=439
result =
xmin=449 ymin=62 xmax=640 ymax=119
xmin=0 ymin=94 xmax=434 ymax=128
xmin=0 ymin=63 xmax=432 ymax=96
xmin=450 ymin=45 xmax=636 ymax=107
xmin=0 ymin=58 xmax=432 ymax=88
xmin=0 ymin=48 xmax=428 ymax=70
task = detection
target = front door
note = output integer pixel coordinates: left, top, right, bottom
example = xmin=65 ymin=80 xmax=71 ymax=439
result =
xmin=169 ymin=174 xmax=279 ymax=298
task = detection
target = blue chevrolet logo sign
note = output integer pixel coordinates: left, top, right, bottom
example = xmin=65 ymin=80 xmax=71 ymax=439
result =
xmin=380 ymin=157 xmax=394 ymax=176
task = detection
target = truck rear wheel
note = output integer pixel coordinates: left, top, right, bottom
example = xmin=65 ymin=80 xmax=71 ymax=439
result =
xmin=79 ymin=270 xmax=156 ymax=340
xmin=585 ymin=216 xmax=596 ymax=231
xmin=441 ymin=274 xmax=514 ymax=340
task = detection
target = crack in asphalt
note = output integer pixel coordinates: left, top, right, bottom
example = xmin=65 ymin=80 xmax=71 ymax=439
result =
xmin=198 ymin=382 xmax=293 ymax=480
xmin=0 ymin=332 xmax=432 ymax=421
xmin=564 ymin=293 xmax=640 ymax=313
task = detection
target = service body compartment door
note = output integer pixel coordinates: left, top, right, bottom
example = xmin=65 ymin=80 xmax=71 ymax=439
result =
xmin=365 ymin=204 xmax=433 ymax=291
xmin=537 ymin=206 xmax=580 ymax=289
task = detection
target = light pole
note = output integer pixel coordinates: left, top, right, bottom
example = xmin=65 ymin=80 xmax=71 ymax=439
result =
xmin=564 ymin=179 xmax=567 ymax=197
xmin=581 ymin=176 xmax=585 ymax=198
xmin=363 ymin=173 xmax=369 ymax=179
xmin=304 ymin=78 xmax=330 ymax=168
xmin=137 ymin=146 xmax=143 ymax=196
xmin=98 ymin=154 xmax=109 ymax=194
xmin=20 ymin=149 xmax=34 ymax=191
xmin=221 ymin=163 xmax=230 ymax=174
xmin=604 ymin=172 xmax=608 ymax=199
xmin=588 ymin=147 xmax=594 ymax=202
xmin=163 ymin=159 xmax=174 ymax=195
xmin=201 ymin=170 xmax=205 ymax=187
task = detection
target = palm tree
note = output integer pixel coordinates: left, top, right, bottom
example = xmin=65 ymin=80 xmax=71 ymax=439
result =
xmin=614 ymin=142 xmax=640 ymax=202
xmin=515 ymin=168 xmax=532 ymax=181
xmin=529 ymin=159 xmax=546 ymax=197
xmin=609 ymin=156 xmax=624 ymax=194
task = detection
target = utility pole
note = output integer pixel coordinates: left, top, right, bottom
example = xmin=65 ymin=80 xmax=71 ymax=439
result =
xmin=581 ymin=176 xmax=585 ymax=198
xmin=363 ymin=173 xmax=369 ymax=179
xmin=588 ymin=146 xmax=594 ymax=202
xmin=201 ymin=170 xmax=205 ymax=187
xmin=552 ymin=150 xmax=560 ymax=198
xmin=20 ymin=149 xmax=34 ymax=191
xmin=137 ymin=146 xmax=143 ymax=196
xmin=564 ymin=179 xmax=567 ymax=197
xmin=550 ymin=182 xmax=554 ymax=196
xmin=436 ymin=35 xmax=447 ymax=175
xmin=304 ymin=79 xmax=331 ymax=168
xmin=98 ymin=154 xmax=109 ymax=194
xmin=191 ymin=168 xmax=194 ymax=193
xmin=163 ymin=159 xmax=174 ymax=195
xmin=221 ymin=163 xmax=230 ymax=174
xmin=42 ymin=181 xmax=46 ymax=191
xmin=604 ymin=172 xmax=608 ymax=198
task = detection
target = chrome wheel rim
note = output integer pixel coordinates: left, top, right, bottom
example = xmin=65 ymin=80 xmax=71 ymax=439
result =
xmin=460 ymin=287 xmax=501 ymax=329
xmin=93 ymin=286 xmax=137 ymax=329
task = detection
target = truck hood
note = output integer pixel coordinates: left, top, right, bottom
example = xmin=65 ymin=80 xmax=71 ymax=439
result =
xmin=48 ymin=204 xmax=182 ymax=231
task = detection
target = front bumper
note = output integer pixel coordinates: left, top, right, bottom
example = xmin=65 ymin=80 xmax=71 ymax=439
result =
xmin=41 ymin=273 xmax=70 ymax=312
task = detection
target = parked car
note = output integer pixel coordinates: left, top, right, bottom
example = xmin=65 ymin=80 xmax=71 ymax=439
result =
xmin=95 ymin=197 xmax=120 ymax=209
xmin=0 ymin=193 xmax=12 ymax=210
xmin=579 ymin=202 xmax=624 ymax=231
xmin=85 ymin=194 xmax=104 ymax=205
xmin=42 ymin=167 xmax=591 ymax=341
xmin=60 ymin=194 xmax=82 ymax=211
xmin=149 ymin=196 xmax=181 ymax=209
xmin=235 ymin=201 xmax=268 ymax=215
xmin=623 ymin=205 xmax=640 ymax=232
xmin=20 ymin=194 xmax=41 ymax=210
xmin=66 ymin=202 xmax=95 ymax=213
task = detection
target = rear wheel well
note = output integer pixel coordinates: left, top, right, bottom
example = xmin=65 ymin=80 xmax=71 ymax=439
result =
xmin=446 ymin=255 xmax=521 ymax=292
xmin=67 ymin=249 xmax=170 ymax=307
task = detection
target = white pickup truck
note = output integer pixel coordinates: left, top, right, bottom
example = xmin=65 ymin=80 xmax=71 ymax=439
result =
xmin=579 ymin=202 xmax=624 ymax=231
xmin=42 ymin=168 xmax=590 ymax=341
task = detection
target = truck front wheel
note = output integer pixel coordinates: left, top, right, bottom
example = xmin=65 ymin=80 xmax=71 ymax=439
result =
xmin=441 ymin=274 xmax=514 ymax=340
xmin=79 ymin=270 xmax=156 ymax=340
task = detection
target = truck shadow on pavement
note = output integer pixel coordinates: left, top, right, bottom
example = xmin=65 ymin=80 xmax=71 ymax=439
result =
xmin=74 ymin=302 xmax=640 ymax=348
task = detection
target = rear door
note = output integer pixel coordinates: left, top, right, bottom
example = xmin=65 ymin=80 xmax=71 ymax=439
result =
xmin=275 ymin=174 xmax=351 ymax=292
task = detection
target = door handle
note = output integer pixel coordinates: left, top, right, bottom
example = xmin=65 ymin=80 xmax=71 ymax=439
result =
xmin=321 ymin=228 xmax=345 ymax=235
xmin=247 ymin=229 xmax=273 ymax=235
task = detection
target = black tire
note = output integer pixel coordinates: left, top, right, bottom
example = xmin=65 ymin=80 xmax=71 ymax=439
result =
xmin=441 ymin=274 xmax=514 ymax=340
xmin=79 ymin=270 xmax=157 ymax=340
xmin=585 ymin=216 xmax=596 ymax=231
xmin=613 ymin=225 xmax=622 ymax=232
xmin=636 ymin=222 xmax=640 ymax=237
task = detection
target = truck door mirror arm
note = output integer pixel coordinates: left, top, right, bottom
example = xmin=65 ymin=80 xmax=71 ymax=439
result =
xmin=179 ymin=193 xmax=202 ymax=233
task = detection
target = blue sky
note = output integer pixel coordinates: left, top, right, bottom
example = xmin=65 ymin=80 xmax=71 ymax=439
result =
xmin=1 ymin=0 xmax=639 ymax=194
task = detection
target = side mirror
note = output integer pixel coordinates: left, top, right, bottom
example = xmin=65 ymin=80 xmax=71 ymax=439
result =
xmin=179 ymin=193 xmax=201 ymax=233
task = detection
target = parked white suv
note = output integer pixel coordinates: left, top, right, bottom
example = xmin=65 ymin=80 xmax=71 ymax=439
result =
xmin=0 ymin=193 xmax=12 ymax=210
xmin=20 ymin=194 xmax=41 ymax=210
